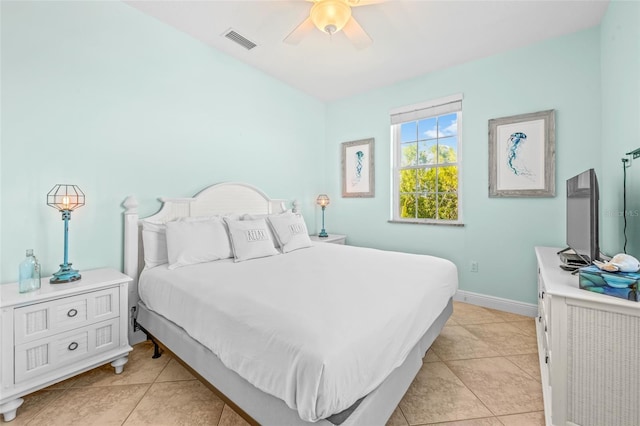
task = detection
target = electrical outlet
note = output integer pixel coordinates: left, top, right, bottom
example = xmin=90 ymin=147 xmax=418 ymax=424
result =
xmin=470 ymin=261 xmax=479 ymax=272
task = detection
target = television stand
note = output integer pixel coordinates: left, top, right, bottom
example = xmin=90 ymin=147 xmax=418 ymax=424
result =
xmin=535 ymin=247 xmax=640 ymax=425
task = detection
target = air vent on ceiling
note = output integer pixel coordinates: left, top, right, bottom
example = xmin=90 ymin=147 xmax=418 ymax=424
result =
xmin=224 ymin=29 xmax=257 ymax=51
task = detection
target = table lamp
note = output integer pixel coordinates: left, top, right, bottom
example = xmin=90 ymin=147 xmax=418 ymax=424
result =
xmin=316 ymin=194 xmax=330 ymax=238
xmin=47 ymin=184 xmax=85 ymax=283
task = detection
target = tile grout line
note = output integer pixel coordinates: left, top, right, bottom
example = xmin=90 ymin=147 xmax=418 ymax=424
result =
xmin=120 ymin=346 xmax=170 ymax=425
xmin=118 ymin=383 xmax=154 ymax=426
xmin=411 ymin=414 xmax=503 ymax=426
xmin=439 ymin=306 xmax=510 ymax=422
xmin=214 ymin=404 xmax=226 ymax=426
xmin=398 ymin=403 xmax=410 ymax=426
xmin=441 ymin=357 xmax=499 ymax=419
xmin=447 ymin=306 xmax=537 ymax=420
xmin=456 ymin=322 xmax=537 ymax=358
xmin=444 ymin=320 xmax=543 ymax=422
xmin=23 ymin=386 xmax=73 ymax=425
xmin=155 ymin=353 xmax=228 ymax=425
xmin=503 ymin=354 xmax=542 ymax=383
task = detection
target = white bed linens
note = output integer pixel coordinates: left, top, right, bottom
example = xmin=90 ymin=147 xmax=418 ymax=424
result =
xmin=138 ymin=243 xmax=458 ymax=422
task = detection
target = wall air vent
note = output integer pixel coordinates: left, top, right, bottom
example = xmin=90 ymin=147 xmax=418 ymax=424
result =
xmin=223 ymin=29 xmax=257 ymax=51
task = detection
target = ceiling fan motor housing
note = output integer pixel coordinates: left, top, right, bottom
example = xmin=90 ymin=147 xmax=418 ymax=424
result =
xmin=310 ymin=0 xmax=352 ymax=35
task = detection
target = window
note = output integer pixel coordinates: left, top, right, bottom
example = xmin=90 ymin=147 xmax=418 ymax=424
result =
xmin=391 ymin=94 xmax=462 ymax=224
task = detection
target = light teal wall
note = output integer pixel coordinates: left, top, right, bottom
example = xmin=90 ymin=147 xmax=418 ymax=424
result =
xmin=2 ymin=1 xmax=634 ymax=307
xmin=0 ymin=1 xmax=325 ymax=282
xmin=600 ymin=0 xmax=640 ymax=258
xmin=325 ymin=29 xmax=602 ymax=304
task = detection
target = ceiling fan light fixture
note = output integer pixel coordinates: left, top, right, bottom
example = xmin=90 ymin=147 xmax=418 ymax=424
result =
xmin=310 ymin=0 xmax=352 ymax=35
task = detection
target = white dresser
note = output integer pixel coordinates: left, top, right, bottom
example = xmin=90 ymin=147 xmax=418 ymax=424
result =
xmin=0 ymin=268 xmax=132 ymax=422
xmin=535 ymin=247 xmax=640 ymax=426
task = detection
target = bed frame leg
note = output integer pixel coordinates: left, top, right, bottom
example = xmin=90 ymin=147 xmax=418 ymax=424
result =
xmin=135 ymin=319 xmax=163 ymax=359
xmin=151 ymin=338 xmax=162 ymax=359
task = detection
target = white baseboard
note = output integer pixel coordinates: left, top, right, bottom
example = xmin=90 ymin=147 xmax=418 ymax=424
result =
xmin=454 ymin=290 xmax=538 ymax=318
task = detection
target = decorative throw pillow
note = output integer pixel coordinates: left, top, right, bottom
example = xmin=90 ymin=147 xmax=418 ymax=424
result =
xmin=141 ymin=220 xmax=168 ymax=269
xmin=242 ymin=210 xmax=293 ymax=248
xmin=225 ymin=218 xmax=280 ymax=262
xmin=268 ymin=214 xmax=312 ymax=253
xmin=165 ymin=218 xmax=233 ymax=270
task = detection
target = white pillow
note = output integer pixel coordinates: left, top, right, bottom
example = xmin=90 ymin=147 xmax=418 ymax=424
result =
xmin=225 ymin=218 xmax=280 ymax=262
xmin=268 ymin=214 xmax=312 ymax=253
xmin=141 ymin=220 xmax=168 ymax=269
xmin=165 ymin=218 xmax=233 ymax=270
xmin=242 ymin=211 xmax=293 ymax=249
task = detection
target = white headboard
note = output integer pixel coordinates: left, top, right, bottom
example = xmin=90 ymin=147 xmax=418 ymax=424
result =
xmin=122 ymin=182 xmax=289 ymax=343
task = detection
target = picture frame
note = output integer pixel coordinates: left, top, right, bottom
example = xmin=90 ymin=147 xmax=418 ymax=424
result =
xmin=342 ymin=138 xmax=375 ymax=198
xmin=488 ymin=109 xmax=555 ymax=197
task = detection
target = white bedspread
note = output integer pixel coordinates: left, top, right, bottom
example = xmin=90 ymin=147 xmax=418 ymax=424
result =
xmin=138 ymin=243 xmax=457 ymax=422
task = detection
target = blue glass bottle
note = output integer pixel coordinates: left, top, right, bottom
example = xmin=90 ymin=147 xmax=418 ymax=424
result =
xmin=19 ymin=249 xmax=41 ymax=293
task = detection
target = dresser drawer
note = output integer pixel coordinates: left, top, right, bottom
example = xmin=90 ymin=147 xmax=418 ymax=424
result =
xmin=14 ymin=287 xmax=120 ymax=345
xmin=14 ymin=317 xmax=120 ymax=384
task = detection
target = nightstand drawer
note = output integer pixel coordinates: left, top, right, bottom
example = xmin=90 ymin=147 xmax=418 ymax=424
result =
xmin=14 ymin=317 xmax=120 ymax=384
xmin=14 ymin=287 xmax=120 ymax=345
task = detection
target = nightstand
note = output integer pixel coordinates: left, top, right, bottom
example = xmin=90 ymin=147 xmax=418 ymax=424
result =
xmin=310 ymin=234 xmax=347 ymax=245
xmin=0 ymin=268 xmax=133 ymax=422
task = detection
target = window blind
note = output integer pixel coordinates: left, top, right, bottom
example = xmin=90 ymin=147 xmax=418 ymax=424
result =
xmin=390 ymin=94 xmax=463 ymax=125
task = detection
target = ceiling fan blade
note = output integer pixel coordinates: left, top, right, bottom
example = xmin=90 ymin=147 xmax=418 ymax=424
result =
xmin=284 ymin=17 xmax=315 ymax=45
xmin=342 ymin=16 xmax=372 ymax=49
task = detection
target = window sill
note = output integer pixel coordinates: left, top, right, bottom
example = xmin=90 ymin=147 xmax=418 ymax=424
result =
xmin=387 ymin=219 xmax=465 ymax=227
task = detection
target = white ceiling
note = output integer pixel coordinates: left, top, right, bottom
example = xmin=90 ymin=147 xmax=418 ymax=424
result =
xmin=124 ymin=0 xmax=610 ymax=102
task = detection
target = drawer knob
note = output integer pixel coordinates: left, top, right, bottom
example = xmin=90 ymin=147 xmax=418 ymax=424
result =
xmin=67 ymin=309 xmax=78 ymax=318
xmin=68 ymin=342 xmax=79 ymax=351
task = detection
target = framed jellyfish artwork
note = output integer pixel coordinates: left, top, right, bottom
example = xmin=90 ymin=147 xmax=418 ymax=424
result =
xmin=342 ymin=138 xmax=375 ymax=198
xmin=488 ymin=109 xmax=556 ymax=197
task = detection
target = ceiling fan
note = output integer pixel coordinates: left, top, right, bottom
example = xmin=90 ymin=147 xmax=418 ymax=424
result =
xmin=284 ymin=0 xmax=382 ymax=49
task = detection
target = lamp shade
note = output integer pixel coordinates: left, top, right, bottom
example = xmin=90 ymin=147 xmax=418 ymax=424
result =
xmin=310 ymin=0 xmax=352 ymax=35
xmin=47 ymin=184 xmax=85 ymax=211
xmin=316 ymin=194 xmax=330 ymax=207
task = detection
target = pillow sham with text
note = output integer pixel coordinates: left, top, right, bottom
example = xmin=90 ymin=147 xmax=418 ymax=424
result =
xmin=267 ymin=214 xmax=312 ymax=253
xmin=242 ymin=211 xmax=293 ymax=248
xmin=225 ymin=218 xmax=280 ymax=262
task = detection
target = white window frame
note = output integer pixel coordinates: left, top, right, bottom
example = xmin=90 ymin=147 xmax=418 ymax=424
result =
xmin=390 ymin=94 xmax=464 ymax=225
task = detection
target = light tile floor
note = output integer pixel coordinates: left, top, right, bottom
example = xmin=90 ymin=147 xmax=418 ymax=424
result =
xmin=10 ymin=302 xmax=544 ymax=425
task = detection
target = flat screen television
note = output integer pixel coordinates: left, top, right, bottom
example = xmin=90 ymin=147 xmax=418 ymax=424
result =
xmin=566 ymin=168 xmax=600 ymax=264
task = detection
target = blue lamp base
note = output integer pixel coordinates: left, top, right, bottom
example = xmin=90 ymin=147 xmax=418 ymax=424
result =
xmin=319 ymin=205 xmax=328 ymax=237
xmin=50 ymin=263 xmax=81 ymax=284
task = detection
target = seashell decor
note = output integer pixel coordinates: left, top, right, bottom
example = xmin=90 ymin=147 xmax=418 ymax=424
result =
xmin=594 ymin=254 xmax=640 ymax=273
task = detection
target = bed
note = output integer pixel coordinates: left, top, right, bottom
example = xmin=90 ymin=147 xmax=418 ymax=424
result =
xmin=122 ymin=182 xmax=458 ymax=425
